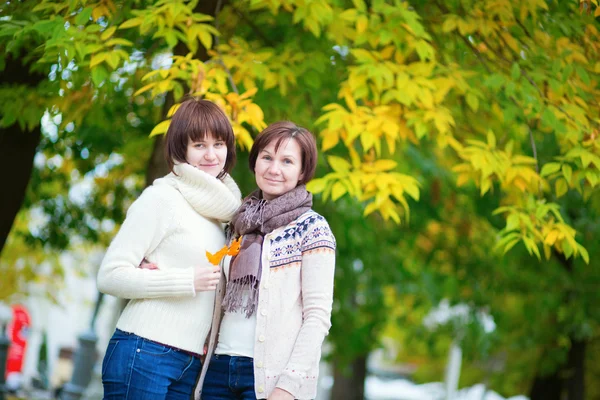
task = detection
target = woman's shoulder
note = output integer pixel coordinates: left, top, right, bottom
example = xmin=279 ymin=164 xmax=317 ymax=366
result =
xmin=295 ymin=209 xmax=329 ymax=229
xmin=285 ymin=210 xmax=335 ymax=243
xmin=126 ymin=178 xmax=181 ymax=214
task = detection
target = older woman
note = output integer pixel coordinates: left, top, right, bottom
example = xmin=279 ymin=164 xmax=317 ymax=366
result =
xmin=197 ymin=122 xmax=336 ymax=400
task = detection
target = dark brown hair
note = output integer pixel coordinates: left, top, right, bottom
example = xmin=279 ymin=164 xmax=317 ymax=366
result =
xmin=165 ymin=98 xmax=236 ymax=177
xmin=249 ymin=121 xmax=317 ymax=185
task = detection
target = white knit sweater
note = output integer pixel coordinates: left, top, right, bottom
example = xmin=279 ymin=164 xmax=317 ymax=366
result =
xmin=97 ymin=163 xmax=241 ymax=355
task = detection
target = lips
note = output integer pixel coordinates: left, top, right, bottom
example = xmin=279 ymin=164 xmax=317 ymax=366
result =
xmin=264 ymin=178 xmax=283 ymax=183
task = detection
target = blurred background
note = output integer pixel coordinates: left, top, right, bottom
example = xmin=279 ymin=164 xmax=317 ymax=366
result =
xmin=1 ymin=0 xmax=599 ymax=399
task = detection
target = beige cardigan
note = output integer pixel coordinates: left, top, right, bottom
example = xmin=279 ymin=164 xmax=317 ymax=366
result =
xmin=194 ymin=210 xmax=336 ymax=399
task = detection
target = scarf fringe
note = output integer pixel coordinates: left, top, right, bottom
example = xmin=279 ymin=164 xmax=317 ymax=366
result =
xmin=222 ymin=275 xmax=260 ymax=318
xmin=241 ymin=198 xmax=267 ymax=229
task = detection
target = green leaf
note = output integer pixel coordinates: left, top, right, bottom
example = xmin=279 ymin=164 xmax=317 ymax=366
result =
xmin=91 ymin=65 xmax=108 ymax=86
xmin=562 ymin=164 xmax=572 ymax=184
xmin=555 ymin=178 xmax=568 ymax=198
xmin=466 ymin=93 xmax=479 ymax=112
xmin=75 ymin=7 xmax=93 ymax=25
xmin=577 ymin=244 xmax=590 ymax=264
xmin=540 ymin=162 xmax=561 ymax=177
xmin=511 ymin=63 xmax=520 ymax=80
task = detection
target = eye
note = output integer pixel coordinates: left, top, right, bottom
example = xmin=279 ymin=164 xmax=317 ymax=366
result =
xmin=194 ymin=142 xmax=205 ymax=148
xmin=283 ymin=158 xmax=293 ymax=164
xmin=215 ymin=141 xmax=225 ymax=147
xmin=262 ymin=155 xmax=272 ymax=160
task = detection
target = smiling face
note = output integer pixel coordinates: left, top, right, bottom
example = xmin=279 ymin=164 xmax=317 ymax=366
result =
xmin=185 ymin=134 xmax=227 ymax=178
xmin=254 ymin=138 xmax=304 ymax=200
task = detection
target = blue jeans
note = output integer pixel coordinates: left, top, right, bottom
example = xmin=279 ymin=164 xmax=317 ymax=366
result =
xmin=102 ymin=329 xmax=202 ymax=400
xmin=202 ymin=354 xmax=257 ymax=400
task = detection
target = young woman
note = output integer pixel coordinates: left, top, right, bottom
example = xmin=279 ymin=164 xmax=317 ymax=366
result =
xmin=196 ymin=122 xmax=337 ymax=400
xmin=97 ymin=98 xmax=242 ymax=399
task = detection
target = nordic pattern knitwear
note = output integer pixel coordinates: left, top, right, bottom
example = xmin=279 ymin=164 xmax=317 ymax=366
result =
xmin=223 ymin=185 xmax=312 ymax=317
xmin=195 ymin=210 xmax=336 ymax=400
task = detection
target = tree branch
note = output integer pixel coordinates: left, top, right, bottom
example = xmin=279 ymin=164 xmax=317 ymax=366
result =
xmin=213 ymin=0 xmax=238 ymax=94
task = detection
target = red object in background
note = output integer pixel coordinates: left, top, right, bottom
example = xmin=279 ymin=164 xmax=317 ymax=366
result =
xmin=6 ymin=304 xmax=31 ymax=377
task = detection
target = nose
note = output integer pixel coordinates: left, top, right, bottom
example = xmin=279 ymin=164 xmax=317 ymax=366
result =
xmin=204 ymin=146 xmax=216 ymax=160
xmin=267 ymin=161 xmax=281 ymax=176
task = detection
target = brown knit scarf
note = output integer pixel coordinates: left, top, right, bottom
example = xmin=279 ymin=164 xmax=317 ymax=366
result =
xmin=222 ymin=185 xmax=312 ymax=317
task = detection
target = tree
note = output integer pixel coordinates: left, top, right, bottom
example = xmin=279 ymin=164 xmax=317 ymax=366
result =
xmin=1 ymin=0 xmax=599 ymax=398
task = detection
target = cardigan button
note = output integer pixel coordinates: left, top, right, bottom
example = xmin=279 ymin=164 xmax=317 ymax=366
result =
xmin=258 ymin=386 xmax=264 ymax=393
xmin=256 ymin=361 xmax=263 ymax=368
xmin=261 ymin=309 xmax=267 ymax=316
xmin=259 ymin=335 xmax=265 ymax=342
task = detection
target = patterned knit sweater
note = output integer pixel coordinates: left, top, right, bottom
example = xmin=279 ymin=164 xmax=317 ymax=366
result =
xmin=97 ymin=162 xmax=241 ymax=354
xmin=196 ymin=209 xmax=336 ymax=400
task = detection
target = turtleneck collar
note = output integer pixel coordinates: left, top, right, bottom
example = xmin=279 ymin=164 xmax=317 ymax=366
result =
xmin=155 ymin=162 xmax=242 ymax=222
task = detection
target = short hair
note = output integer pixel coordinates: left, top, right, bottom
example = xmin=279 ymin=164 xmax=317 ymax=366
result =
xmin=249 ymin=121 xmax=318 ymax=185
xmin=164 ymin=98 xmax=236 ymax=178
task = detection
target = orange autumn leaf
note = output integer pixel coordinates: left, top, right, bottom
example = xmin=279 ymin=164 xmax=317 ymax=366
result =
xmin=227 ymin=236 xmax=242 ymax=256
xmin=206 ymin=246 xmax=228 ymax=266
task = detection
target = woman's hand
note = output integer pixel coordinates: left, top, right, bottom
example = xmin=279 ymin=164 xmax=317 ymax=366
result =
xmin=139 ymin=258 xmax=159 ymax=270
xmin=268 ymin=388 xmax=294 ymax=400
xmin=194 ymin=264 xmax=221 ymax=291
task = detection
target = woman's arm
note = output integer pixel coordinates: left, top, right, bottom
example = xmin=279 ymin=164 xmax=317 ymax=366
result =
xmin=97 ymin=186 xmax=196 ymax=299
xmin=275 ymin=218 xmax=336 ymax=397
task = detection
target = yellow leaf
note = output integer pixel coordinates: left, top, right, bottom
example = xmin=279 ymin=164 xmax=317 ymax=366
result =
xmin=356 ymin=15 xmax=368 ymax=34
xmin=307 ymin=178 xmax=328 ymax=194
xmin=380 ymin=46 xmax=395 ymax=60
xmin=328 ymin=156 xmax=352 ymax=173
xmin=331 ymin=182 xmax=347 ymax=201
xmin=100 ymin=26 xmax=117 ymax=41
xmin=119 ymin=17 xmax=143 ymax=29
xmin=456 ymin=173 xmax=470 ymax=187
xmin=227 ymin=236 xmax=242 ymax=256
xmin=372 ymin=160 xmax=397 ymax=172
xmin=149 ymin=120 xmax=171 ymax=137
xmin=321 ymin=130 xmax=339 ymax=151
xmin=206 ymin=246 xmax=228 ymax=266
xmin=487 ymin=131 xmax=496 ymax=149
xmin=442 ymin=17 xmax=457 ymax=33
xmin=364 ymin=201 xmax=379 ymax=216
xmin=544 ymin=230 xmax=559 ymax=246
xmin=133 ymin=83 xmax=155 ymax=97
xmin=90 ymin=53 xmax=107 ymax=68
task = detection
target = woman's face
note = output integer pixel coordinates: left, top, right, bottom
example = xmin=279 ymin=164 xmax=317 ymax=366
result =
xmin=185 ymin=134 xmax=227 ymax=177
xmin=254 ymin=138 xmax=304 ymax=200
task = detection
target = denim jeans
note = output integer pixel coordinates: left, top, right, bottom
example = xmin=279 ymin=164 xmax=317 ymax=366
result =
xmin=102 ymin=329 xmax=202 ymax=400
xmin=202 ymin=354 xmax=257 ymax=400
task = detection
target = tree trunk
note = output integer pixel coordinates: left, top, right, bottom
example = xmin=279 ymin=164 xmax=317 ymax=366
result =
xmin=529 ymin=369 xmax=562 ymax=400
xmin=0 ymin=54 xmax=45 ymax=256
xmin=331 ymin=355 xmax=367 ymax=400
xmin=565 ymin=339 xmax=586 ymax=400
xmin=144 ymin=0 xmax=216 ymax=186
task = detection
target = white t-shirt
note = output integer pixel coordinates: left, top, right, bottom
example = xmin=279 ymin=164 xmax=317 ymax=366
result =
xmin=215 ymin=255 xmax=257 ymax=357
